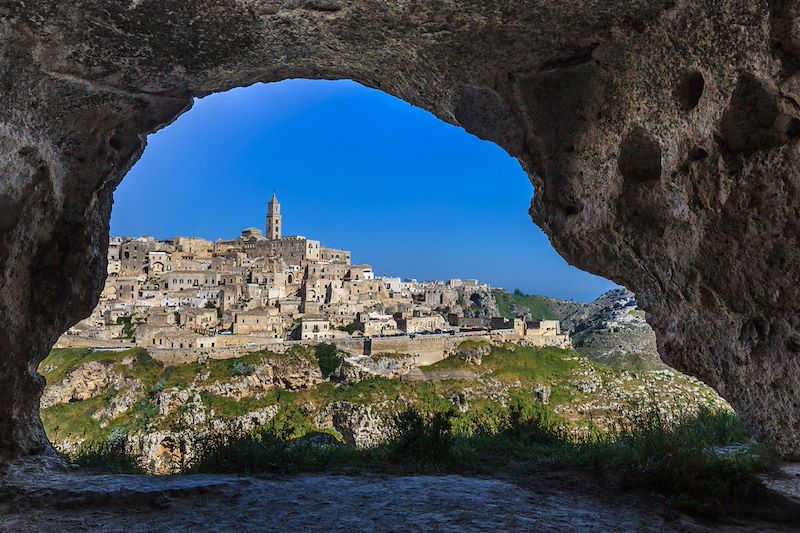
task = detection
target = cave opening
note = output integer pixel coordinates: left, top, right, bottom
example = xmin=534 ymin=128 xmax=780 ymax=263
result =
xmin=34 ymin=79 xmax=733 ymax=476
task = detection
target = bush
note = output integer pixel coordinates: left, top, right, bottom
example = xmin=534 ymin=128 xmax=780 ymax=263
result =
xmin=315 ymin=344 xmax=343 ymax=378
xmin=229 ymin=361 xmax=255 ymax=377
xmin=560 ymin=407 xmax=768 ymax=516
xmin=186 ymin=430 xmax=288 ymax=474
xmin=115 ymin=316 xmax=135 ymax=339
xmin=388 ymin=408 xmax=454 ymax=465
xmin=67 ymin=432 xmax=143 ymax=474
xmin=337 ymin=323 xmax=358 ymax=335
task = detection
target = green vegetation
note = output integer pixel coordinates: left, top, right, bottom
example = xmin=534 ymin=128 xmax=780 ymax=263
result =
xmin=45 ymin=343 xmax=777 ymax=518
xmin=67 ymin=402 xmax=773 ymax=518
xmin=116 ymin=316 xmax=136 ymax=339
xmin=493 ymin=289 xmax=557 ymax=320
xmin=422 ymin=343 xmax=578 ymax=383
xmin=315 ymin=343 xmax=343 ymax=378
xmin=229 ymin=361 xmax=255 ymax=376
xmin=64 ymin=433 xmax=145 ymax=474
xmin=39 ymin=347 xmax=160 ymax=386
xmin=336 ymin=322 xmax=359 ymax=335
xmin=561 ymin=408 xmax=770 ymax=517
xmin=627 ymin=308 xmax=646 ymax=319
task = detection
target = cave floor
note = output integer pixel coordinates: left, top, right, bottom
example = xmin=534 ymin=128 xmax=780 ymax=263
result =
xmin=1 ymin=460 xmax=799 ymax=532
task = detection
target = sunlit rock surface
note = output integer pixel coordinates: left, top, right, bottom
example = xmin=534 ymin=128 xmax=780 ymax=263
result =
xmin=0 ymin=1 xmax=799 ymax=457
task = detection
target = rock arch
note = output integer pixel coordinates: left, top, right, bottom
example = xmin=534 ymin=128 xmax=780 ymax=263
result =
xmin=1 ymin=1 xmax=799 ymax=457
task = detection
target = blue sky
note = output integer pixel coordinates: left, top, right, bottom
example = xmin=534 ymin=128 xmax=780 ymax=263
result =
xmin=111 ymin=79 xmax=616 ymax=302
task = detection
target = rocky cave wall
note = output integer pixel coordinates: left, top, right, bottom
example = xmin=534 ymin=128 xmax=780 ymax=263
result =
xmin=0 ymin=0 xmax=799 ymax=457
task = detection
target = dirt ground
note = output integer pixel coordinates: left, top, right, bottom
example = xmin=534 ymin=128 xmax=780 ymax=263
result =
xmin=1 ymin=458 xmax=799 ymax=532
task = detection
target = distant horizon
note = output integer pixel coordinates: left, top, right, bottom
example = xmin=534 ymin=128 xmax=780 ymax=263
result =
xmin=110 ymin=79 xmax=619 ymax=303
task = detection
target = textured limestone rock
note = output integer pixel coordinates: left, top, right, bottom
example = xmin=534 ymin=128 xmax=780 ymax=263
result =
xmin=332 ymin=354 xmax=419 ymax=382
xmin=317 ymin=402 xmax=389 ymax=449
xmin=456 ymin=344 xmax=491 ymax=366
xmin=40 ymin=361 xmax=134 ymax=409
xmin=0 ymin=1 xmax=799 ymax=456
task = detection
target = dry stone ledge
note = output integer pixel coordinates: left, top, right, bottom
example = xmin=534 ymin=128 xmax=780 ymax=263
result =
xmin=0 ymin=1 xmax=799 ymax=456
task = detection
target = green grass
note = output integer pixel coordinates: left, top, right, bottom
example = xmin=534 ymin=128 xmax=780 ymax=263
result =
xmin=457 ymin=340 xmax=490 ymax=350
xmin=493 ymin=289 xmax=557 ymax=320
xmin=627 ymin=308 xmax=646 ymax=319
xmin=421 ymin=344 xmax=578 ymax=383
xmin=199 ymin=391 xmax=279 ymax=419
xmin=323 ymin=376 xmax=403 ymax=404
xmin=41 ymin=395 xmax=107 ymax=442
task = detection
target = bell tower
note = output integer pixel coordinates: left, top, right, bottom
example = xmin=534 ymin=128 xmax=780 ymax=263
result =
xmin=266 ymin=193 xmax=282 ymax=241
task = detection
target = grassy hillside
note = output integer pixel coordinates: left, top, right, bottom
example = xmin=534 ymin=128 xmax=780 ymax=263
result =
xmin=39 ymin=343 xmax=774 ymax=519
xmin=40 ymin=341 xmax=725 ymax=456
xmin=493 ymin=289 xmax=558 ymax=320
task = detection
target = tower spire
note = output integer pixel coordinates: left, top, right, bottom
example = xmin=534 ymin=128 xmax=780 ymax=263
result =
xmin=266 ymin=192 xmax=281 ymax=240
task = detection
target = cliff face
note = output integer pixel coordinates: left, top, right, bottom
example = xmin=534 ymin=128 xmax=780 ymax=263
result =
xmin=560 ymin=289 xmax=663 ymax=371
xmin=0 ymin=1 xmax=799 ymax=456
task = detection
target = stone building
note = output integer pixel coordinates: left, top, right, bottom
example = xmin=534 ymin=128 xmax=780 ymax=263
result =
xmin=179 ymin=308 xmax=219 ymax=333
xmin=395 ymin=312 xmax=449 ymax=334
xmin=232 ymin=308 xmax=283 ymax=337
xmin=300 ymin=316 xmax=333 ymax=341
xmin=356 ymin=312 xmax=399 ymax=337
xmin=320 ymin=246 xmax=351 ymax=264
xmin=64 ymin=192 xmax=566 ymax=359
xmin=173 ymin=237 xmax=213 ymax=257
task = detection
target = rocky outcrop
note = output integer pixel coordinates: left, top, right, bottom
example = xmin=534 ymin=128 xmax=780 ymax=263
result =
xmin=317 ymin=402 xmax=389 ymax=449
xmin=126 ymin=404 xmax=282 ymax=474
xmin=332 ymin=354 xmax=419 ymax=383
xmin=1 ymin=1 xmax=799 ymax=457
xmin=456 ymin=343 xmax=491 ymax=366
xmin=40 ymin=361 xmax=141 ymax=410
xmin=201 ymin=358 xmax=322 ymax=399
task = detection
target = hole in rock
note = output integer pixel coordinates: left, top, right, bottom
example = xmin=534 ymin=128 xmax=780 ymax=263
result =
xmin=674 ymin=70 xmax=705 ymax=112
xmin=688 ymin=147 xmax=709 ymax=162
xmin=786 ymin=117 xmax=800 ymax=139
xmin=618 ymin=127 xmax=663 ymax=184
xmin=39 ymin=80 xmax=729 ymax=481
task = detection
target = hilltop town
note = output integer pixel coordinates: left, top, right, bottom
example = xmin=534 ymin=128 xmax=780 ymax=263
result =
xmin=59 ymin=194 xmax=569 ymax=363
xmin=44 ymin=197 xmax=727 ymax=475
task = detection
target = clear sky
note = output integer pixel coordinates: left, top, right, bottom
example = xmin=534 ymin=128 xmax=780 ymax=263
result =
xmin=111 ymin=79 xmax=617 ymax=302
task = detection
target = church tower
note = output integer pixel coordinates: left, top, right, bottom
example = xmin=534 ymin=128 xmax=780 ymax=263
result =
xmin=266 ymin=193 xmax=282 ymax=240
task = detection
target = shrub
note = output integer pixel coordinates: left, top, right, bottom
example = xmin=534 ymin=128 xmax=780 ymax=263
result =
xmin=337 ymin=322 xmax=358 ymax=335
xmin=186 ymin=430 xmax=288 ymax=474
xmin=115 ymin=316 xmax=135 ymax=339
xmin=229 ymin=361 xmax=255 ymax=377
xmin=315 ymin=343 xmax=343 ymax=378
xmin=562 ymin=407 xmax=768 ymax=517
xmin=67 ymin=432 xmax=143 ymax=474
xmin=388 ymin=408 xmax=454 ymax=465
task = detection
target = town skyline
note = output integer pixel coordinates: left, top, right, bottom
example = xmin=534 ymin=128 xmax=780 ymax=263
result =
xmin=110 ymin=79 xmax=617 ymax=302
